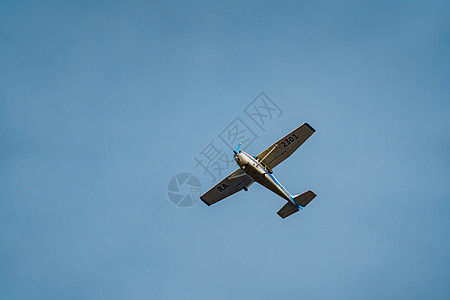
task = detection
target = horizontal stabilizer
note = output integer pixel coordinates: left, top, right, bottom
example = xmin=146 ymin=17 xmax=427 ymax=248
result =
xmin=294 ymin=190 xmax=316 ymax=207
xmin=277 ymin=190 xmax=317 ymax=219
xmin=277 ymin=202 xmax=299 ymax=219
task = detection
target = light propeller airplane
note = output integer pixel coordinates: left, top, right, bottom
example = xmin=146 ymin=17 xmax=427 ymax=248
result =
xmin=200 ymin=123 xmax=317 ymax=219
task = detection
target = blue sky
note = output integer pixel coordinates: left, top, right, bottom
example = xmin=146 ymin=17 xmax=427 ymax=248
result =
xmin=1 ymin=1 xmax=449 ymax=299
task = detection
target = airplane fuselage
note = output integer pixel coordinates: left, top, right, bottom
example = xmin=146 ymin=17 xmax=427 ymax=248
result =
xmin=234 ymin=151 xmax=296 ymax=205
xmin=200 ymin=123 xmax=316 ymax=218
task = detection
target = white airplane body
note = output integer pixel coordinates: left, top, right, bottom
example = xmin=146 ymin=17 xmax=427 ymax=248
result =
xmin=200 ymin=123 xmax=317 ymax=218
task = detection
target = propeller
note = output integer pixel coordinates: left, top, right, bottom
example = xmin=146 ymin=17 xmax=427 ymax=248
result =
xmin=233 ymin=143 xmax=242 ymax=156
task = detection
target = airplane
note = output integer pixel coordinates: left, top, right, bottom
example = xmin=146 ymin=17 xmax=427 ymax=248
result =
xmin=200 ymin=123 xmax=317 ymax=219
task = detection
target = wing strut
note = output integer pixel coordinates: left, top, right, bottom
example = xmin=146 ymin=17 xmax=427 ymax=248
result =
xmin=228 ymin=172 xmax=249 ymax=180
xmin=255 ymin=144 xmax=278 ymax=171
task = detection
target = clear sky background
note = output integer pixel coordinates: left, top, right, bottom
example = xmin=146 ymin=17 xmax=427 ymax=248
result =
xmin=1 ymin=1 xmax=449 ymax=299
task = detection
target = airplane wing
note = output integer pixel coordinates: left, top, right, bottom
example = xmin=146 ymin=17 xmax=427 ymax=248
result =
xmin=257 ymin=123 xmax=315 ymax=170
xmin=200 ymin=168 xmax=253 ymax=206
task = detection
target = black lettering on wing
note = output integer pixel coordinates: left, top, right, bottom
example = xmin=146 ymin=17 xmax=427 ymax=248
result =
xmin=217 ymin=183 xmax=229 ymax=192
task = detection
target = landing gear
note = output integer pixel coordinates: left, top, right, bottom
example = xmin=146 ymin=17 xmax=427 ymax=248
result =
xmin=243 ymin=186 xmax=248 ymax=191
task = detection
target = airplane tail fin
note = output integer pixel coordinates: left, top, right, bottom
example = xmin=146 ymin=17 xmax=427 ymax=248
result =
xmin=277 ymin=190 xmax=317 ymax=219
